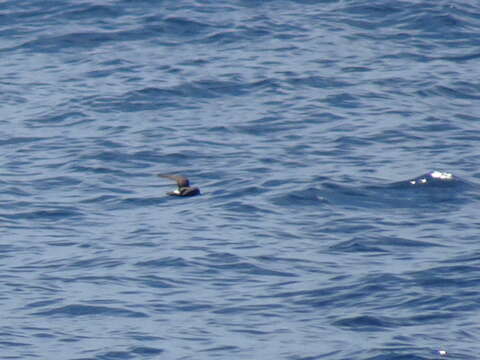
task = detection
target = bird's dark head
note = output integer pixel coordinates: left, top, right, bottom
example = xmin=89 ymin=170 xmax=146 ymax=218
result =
xmin=177 ymin=178 xmax=189 ymax=187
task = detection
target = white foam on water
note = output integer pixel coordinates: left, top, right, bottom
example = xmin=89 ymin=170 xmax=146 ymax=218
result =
xmin=430 ymin=171 xmax=453 ymax=180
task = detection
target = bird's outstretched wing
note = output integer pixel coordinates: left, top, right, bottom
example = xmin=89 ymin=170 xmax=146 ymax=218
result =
xmin=158 ymin=174 xmax=190 ymax=187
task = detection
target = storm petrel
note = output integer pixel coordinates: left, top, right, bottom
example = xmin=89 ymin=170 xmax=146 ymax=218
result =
xmin=158 ymin=174 xmax=200 ymax=196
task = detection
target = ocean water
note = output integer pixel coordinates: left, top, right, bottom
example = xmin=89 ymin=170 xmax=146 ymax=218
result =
xmin=1 ymin=1 xmax=480 ymax=359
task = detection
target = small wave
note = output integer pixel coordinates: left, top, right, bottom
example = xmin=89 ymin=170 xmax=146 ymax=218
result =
xmin=316 ymin=171 xmax=475 ymax=210
xmin=386 ymin=170 xmax=469 ymax=189
xmin=2 ymin=208 xmax=83 ymax=221
xmin=271 ymin=187 xmax=328 ymax=207
xmin=130 ymin=347 xmax=164 ymax=355
xmin=330 ymin=235 xmax=444 ymax=254
xmin=334 ymin=314 xmax=395 ymax=331
xmin=32 ymin=304 xmax=148 ymax=318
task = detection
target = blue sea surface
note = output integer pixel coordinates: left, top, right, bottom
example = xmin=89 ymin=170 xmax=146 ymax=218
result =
xmin=1 ymin=1 xmax=480 ymax=359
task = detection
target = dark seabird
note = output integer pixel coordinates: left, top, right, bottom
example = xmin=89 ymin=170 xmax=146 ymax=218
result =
xmin=158 ymin=174 xmax=200 ymax=196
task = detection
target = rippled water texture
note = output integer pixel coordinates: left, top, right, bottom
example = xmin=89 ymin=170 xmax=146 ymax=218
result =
xmin=1 ymin=1 xmax=480 ymax=359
